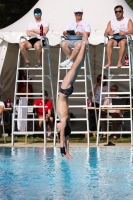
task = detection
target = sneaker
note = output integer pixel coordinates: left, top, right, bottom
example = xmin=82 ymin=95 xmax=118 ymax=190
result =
xmin=60 ymin=59 xmax=72 ymax=68
xmin=35 ymin=63 xmax=42 ymax=68
xmin=25 ymin=62 xmax=31 ymax=68
xmin=66 ymin=61 xmax=73 ymax=68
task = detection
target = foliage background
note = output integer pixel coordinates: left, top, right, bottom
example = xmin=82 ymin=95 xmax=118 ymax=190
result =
xmin=126 ymin=0 xmax=133 ymax=9
xmin=0 ymin=0 xmax=132 ymax=29
xmin=0 ymin=0 xmax=38 ymax=29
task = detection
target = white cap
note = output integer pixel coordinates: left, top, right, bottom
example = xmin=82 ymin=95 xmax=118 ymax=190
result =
xmin=74 ymin=6 xmax=83 ymax=13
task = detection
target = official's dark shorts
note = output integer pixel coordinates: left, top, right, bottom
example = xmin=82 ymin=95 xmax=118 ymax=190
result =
xmin=28 ymin=38 xmax=40 ymax=48
xmin=111 ymin=38 xmax=126 ymax=44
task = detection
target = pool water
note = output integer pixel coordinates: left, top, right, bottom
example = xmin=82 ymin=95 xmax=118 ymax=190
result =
xmin=0 ymin=147 xmax=133 ymax=200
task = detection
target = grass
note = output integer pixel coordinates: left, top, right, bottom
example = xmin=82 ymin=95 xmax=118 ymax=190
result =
xmin=70 ymin=136 xmax=131 ymax=143
xmin=0 ymin=135 xmax=131 ymax=144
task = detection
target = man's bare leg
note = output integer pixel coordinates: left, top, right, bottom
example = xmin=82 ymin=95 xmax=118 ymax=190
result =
xmin=38 ymin=116 xmax=43 ymax=128
xmin=61 ymin=41 xmax=71 ymax=58
xmin=0 ymin=106 xmax=4 ymax=115
xmin=61 ymin=35 xmax=89 ymax=89
xmin=117 ymin=39 xmax=127 ymax=67
xmin=34 ymin=41 xmax=42 ymax=63
xmin=19 ymin=41 xmax=32 ymax=63
xmin=47 ymin=117 xmax=54 ymax=131
xmin=69 ymin=41 xmax=82 ymax=60
xmin=105 ymin=39 xmax=117 ymax=67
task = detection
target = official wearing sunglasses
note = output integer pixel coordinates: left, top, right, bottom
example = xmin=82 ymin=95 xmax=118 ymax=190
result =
xmin=19 ymin=7 xmax=49 ymax=68
xmin=115 ymin=10 xmax=122 ymax=14
xmin=60 ymin=6 xmax=91 ymax=68
xmin=34 ymin=13 xmax=41 ymax=16
xmin=104 ymin=5 xmax=133 ymax=68
xmin=75 ymin=12 xmax=83 ymax=15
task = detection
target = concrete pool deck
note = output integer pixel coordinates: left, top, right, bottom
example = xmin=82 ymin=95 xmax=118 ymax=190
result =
xmin=0 ymin=142 xmax=132 ymax=147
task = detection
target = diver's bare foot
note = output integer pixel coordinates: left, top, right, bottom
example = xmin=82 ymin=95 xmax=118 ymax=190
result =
xmin=105 ymin=63 xmax=111 ymax=68
xmin=66 ymin=152 xmax=73 ymax=158
xmin=117 ymin=62 xmax=122 ymax=68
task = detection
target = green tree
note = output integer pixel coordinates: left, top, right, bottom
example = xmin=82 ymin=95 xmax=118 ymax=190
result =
xmin=0 ymin=0 xmax=38 ymax=29
xmin=125 ymin=0 xmax=133 ymax=9
xmin=0 ymin=0 xmax=132 ymax=29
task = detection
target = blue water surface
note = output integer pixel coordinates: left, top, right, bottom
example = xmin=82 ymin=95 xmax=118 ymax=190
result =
xmin=0 ymin=147 xmax=133 ymax=200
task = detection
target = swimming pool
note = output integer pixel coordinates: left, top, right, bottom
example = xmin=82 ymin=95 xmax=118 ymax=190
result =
xmin=0 ymin=147 xmax=133 ymax=200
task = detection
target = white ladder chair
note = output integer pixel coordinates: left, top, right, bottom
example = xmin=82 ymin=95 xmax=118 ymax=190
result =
xmin=12 ymin=36 xmax=55 ymax=146
xmin=54 ymin=37 xmax=95 ymax=146
xmin=96 ymin=35 xmax=133 ymax=145
xmin=0 ymin=113 xmax=8 ymax=143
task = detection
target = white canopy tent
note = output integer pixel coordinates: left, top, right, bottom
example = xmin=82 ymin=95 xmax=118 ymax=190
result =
xmin=0 ymin=0 xmax=133 ymax=45
xmin=0 ymin=0 xmax=132 ymax=103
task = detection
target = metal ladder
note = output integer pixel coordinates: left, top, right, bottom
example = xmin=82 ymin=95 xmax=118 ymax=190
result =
xmin=54 ymin=38 xmax=95 ymax=146
xmin=97 ymin=35 xmax=133 ymax=145
xmin=0 ymin=112 xmax=7 ymax=143
xmin=12 ymin=36 xmax=55 ymax=146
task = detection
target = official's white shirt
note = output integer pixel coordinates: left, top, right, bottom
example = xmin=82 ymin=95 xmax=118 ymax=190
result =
xmin=92 ymin=85 xmax=108 ymax=104
xmin=108 ymin=98 xmax=116 ymax=113
xmin=108 ymin=97 xmax=122 ymax=114
xmin=111 ymin=17 xmax=129 ymax=34
xmin=65 ymin=20 xmax=91 ymax=33
xmin=0 ymin=101 xmax=5 ymax=108
xmin=28 ymin=19 xmax=50 ymax=39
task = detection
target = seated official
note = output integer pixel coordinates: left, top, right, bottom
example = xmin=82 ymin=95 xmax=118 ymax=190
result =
xmin=101 ymin=85 xmax=120 ymax=139
xmin=104 ymin=5 xmax=133 ymax=68
xmin=34 ymin=90 xmax=54 ymax=139
xmin=89 ymin=74 xmax=108 ymax=135
xmin=60 ymin=6 xmax=91 ymax=68
xmin=0 ymin=101 xmax=5 ymax=115
xmin=19 ymin=8 xmax=49 ymax=68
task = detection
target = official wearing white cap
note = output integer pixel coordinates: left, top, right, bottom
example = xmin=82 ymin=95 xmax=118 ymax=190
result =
xmin=60 ymin=6 xmax=91 ymax=68
xmin=74 ymin=6 xmax=83 ymax=12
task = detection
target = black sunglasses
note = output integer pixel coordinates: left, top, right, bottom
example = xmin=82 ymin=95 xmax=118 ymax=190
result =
xmin=75 ymin=12 xmax=82 ymax=15
xmin=115 ymin=10 xmax=122 ymax=14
